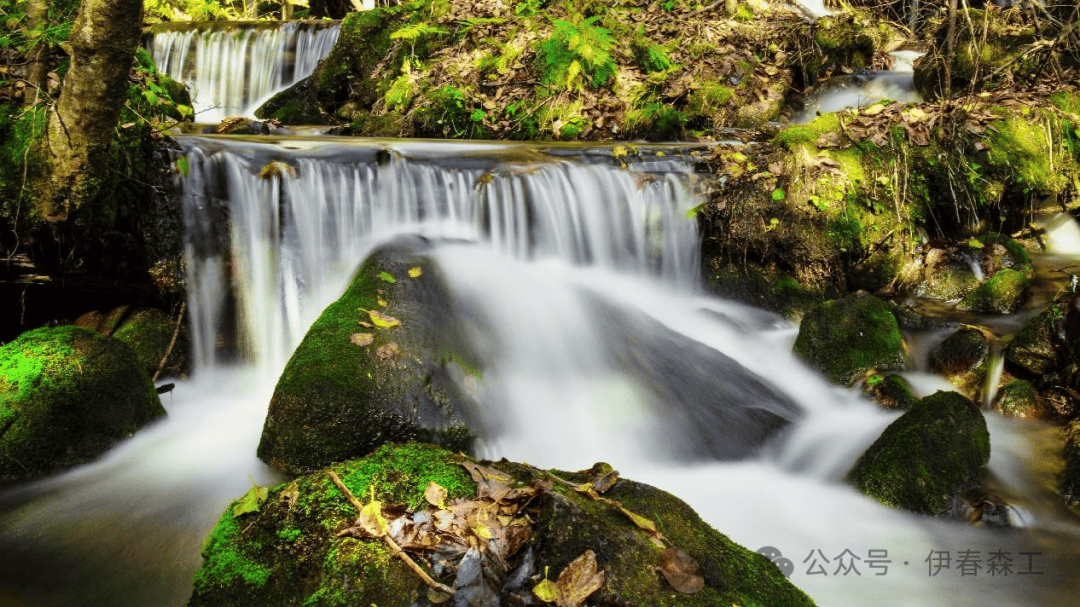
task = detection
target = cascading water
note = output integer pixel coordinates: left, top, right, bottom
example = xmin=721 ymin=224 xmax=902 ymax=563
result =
xmin=793 ymin=50 xmax=924 ymax=123
xmin=146 ymin=21 xmax=340 ymax=122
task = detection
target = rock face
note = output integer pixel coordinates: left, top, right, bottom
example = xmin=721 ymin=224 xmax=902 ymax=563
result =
xmin=188 ymin=443 xmax=816 ymax=607
xmin=0 ymin=325 xmax=165 ymax=482
xmin=848 ymin=391 xmax=990 ymax=516
xmin=257 ymin=238 xmax=478 ymax=476
xmin=77 ymin=306 xmax=188 ymax=378
xmin=793 ymin=292 xmax=906 ymax=385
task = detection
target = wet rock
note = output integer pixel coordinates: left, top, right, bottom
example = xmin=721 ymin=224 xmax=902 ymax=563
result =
xmin=78 ymin=307 xmax=188 ymax=379
xmin=995 ymin=379 xmax=1052 ymax=420
xmin=257 ymin=237 xmax=478 ymax=476
xmin=189 ymin=443 xmax=816 ymax=607
xmin=864 ymin=373 xmax=919 ymax=411
xmin=0 ymin=326 xmax=165 ymax=483
xmin=794 ymin=292 xmax=906 ymax=386
xmin=1061 ymin=421 xmax=1080 ymax=509
xmin=929 ymin=328 xmax=990 ymax=399
xmin=956 ymin=268 xmax=1029 ymax=314
xmin=1005 ymin=305 xmax=1063 ymax=376
xmin=848 ymin=391 xmax=991 ymax=516
xmin=920 ymin=248 xmax=980 ymax=301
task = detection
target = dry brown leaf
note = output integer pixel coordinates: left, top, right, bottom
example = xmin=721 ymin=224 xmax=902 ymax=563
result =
xmin=556 ymin=550 xmax=605 ymax=607
xmin=658 ymin=548 xmax=705 ymax=594
xmin=376 ymin=342 xmax=401 ymax=360
xmin=350 ymin=332 xmax=375 ymax=347
xmin=425 ymin=481 xmax=448 ymax=509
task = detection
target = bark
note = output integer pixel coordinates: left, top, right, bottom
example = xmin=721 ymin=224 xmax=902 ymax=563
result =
xmin=40 ymin=0 xmax=143 ymax=221
xmin=23 ymin=0 xmax=48 ymax=107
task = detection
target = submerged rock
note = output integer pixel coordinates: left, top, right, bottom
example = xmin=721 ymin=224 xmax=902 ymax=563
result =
xmin=0 ymin=325 xmax=165 ymax=482
xmin=257 ymin=238 xmax=477 ymax=476
xmin=793 ymin=292 xmax=906 ymax=386
xmin=188 ymin=443 xmax=816 ymax=607
xmin=848 ymin=391 xmax=991 ymax=516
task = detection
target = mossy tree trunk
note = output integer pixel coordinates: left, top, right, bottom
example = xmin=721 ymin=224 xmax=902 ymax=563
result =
xmin=23 ymin=0 xmax=48 ymax=107
xmin=39 ymin=0 xmax=143 ymax=221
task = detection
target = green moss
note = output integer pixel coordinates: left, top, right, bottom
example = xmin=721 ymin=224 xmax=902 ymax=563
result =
xmin=865 ymin=374 xmax=920 ymax=411
xmin=956 ymin=268 xmax=1029 ymax=313
xmin=849 ymin=391 xmax=990 ymax=515
xmin=985 ymin=116 xmax=1070 ymax=195
xmin=193 ymin=513 xmax=273 ymax=592
xmin=335 ymin=442 xmax=474 ymax=511
xmin=996 ymin=379 xmax=1046 ymax=419
xmin=793 ymin=293 xmax=906 ymax=385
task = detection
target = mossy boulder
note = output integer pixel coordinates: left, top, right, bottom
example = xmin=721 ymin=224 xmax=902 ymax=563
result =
xmin=848 ymin=391 xmax=990 ymax=516
xmin=1061 ymin=421 xmax=1080 ymax=509
xmin=1005 ymin=304 xmax=1063 ymax=376
xmin=257 ymin=238 xmax=477 ymax=476
xmin=956 ymin=268 xmax=1029 ymax=314
xmin=0 ymin=325 xmax=165 ymax=482
xmin=77 ymin=306 xmax=188 ymax=378
xmin=928 ymin=328 xmax=990 ymax=399
xmin=994 ymin=379 xmax=1051 ymax=420
xmin=793 ymin=292 xmax=906 ymax=385
xmin=864 ymin=373 xmax=919 ymax=411
xmin=188 ymin=442 xmax=816 ymax=607
xmin=919 ymin=248 xmax=980 ymax=301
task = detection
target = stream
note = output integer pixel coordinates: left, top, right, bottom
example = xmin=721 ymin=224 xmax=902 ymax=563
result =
xmin=2 ymin=16 xmax=1080 ymax=607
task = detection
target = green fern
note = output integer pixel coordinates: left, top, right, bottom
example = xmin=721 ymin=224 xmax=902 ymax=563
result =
xmin=390 ymin=23 xmax=448 ymax=42
xmin=538 ymin=16 xmax=616 ymax=90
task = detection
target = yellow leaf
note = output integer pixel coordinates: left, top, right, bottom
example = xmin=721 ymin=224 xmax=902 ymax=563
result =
xmin=377 ymin=298 xmax=389 ymax=308
xmin=358 ymin=500 xmax=387 ymax=537
xmin=618 ymin=506 xmax=657 ymax=534
xmin=533 ymin=578 xmax=560 ymax=603
xmin=408 ymin=266 xmax=422 ymax=278
xmin=612 ymin=146 xmax=628 ymax=158
xmin=907 ymin=107 xmax=927 ymax=121
xmin=425 ymin=482 xmax=448 ymax=509
xmin=366 ymin=309 xmax=401 ymax=328
xmin=863 ymin=103 xmax=886 ymax=116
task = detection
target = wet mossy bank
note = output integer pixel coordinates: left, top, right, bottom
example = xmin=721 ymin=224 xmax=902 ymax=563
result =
xmin=189 ymin=442 xmax=815 ymax=607
xmin=258 ymin=0 xmax=899 ymax=139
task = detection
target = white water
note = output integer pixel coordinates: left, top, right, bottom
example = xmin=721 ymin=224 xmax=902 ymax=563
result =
xmin=147 ymin=22 xmax=340 ymax=122
xmin=2 ymin=136 xmax=1078 ymax=605
xmin=793 ymin=50 xmax=924 ymax=123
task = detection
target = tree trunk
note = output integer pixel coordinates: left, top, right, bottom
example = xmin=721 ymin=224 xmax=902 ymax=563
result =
xmin=23 ymin=0 xmax=48 ymax=107
xmin=40 ymin=0 xmax=143 ymax=221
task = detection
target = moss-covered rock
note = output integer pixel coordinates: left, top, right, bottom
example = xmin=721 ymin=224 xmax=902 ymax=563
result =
xmin=848 ymin=391 xmax=990 ymax=516
xmin=929 ymin=328 xmax=990 ymax=399
xmin=863 ymin=373 xmax=919 ymax=411
xmin=957 ymin=268 xmax=1029 ymax=313
xmin=919 ymin=248 xmax=980 ymax=301
xmin=188 ymin=443 xmax=816 ymax=607
xmin=1061 ymin=421 xmax=1080 ymax=509
xmin=0 ymin=325 xmax=165 ymax=482
xmin=994 ymin=379 xmax=1051 ymax=420
xmin=257 ymin=238 xmax=477 ymax=476
xmin=1005 ymin=304 xmax=1063 ymax=376
xmin=793 ymin=292 xmax=906 ymax=385
xmin=77 ymin=306 xmax=188 ymax=378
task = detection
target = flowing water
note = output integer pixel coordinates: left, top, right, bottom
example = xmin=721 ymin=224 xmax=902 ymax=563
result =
xmin=3 ymin=17 xmax=1080 ymax=607
xmin=146 ymin=21 xmax=340 ymax=123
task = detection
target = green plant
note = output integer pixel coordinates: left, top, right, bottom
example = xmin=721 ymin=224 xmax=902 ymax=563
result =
xmin=538 ymin=16 xmax=616 ymax=90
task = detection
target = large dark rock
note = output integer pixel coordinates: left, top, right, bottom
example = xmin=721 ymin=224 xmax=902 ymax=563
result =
xmin=1005 ymin=304 xmax=1063 ymax=376
xmin=793 ymin=292 xmax=906 ymax=386
xmin=257 ymin=238 xmax=478 ymax=475
xmin=0 ymin=325 xmax=165 ymax=482
xmin=929 ymin=328 xmax=990 ymax=399
xmin=77 ymin=306 xmax=188 ymax=379
xmin=848 ymin=391 xmax=990 ymax=516
xmin=189 ymin=443 xmax=816 ymax=607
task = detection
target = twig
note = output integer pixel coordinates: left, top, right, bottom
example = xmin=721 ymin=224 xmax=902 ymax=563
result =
xmin=328 ymin=471 xmax=454 ymax=596
xmin=152 ymin=301 xmax=185 ymax=382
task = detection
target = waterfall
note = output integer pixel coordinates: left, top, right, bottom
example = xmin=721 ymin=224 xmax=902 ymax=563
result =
xmin=146 ymin=21 xmax=340 ymax=122
xmin=176 ymin=137 xmax=701 ymax=370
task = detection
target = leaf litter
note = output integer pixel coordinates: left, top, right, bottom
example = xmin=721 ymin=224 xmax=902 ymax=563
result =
xmin=326 ymin=459 xmax=707 ymax=604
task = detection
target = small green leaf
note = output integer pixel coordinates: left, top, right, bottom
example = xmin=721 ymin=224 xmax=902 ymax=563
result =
xmin=378 ymin=271 xmax=397 ymax=284
xmin=771 ymin=188 xmax=786 ymax=202
xmin=232 ymin=484 xmax=269 ymax=518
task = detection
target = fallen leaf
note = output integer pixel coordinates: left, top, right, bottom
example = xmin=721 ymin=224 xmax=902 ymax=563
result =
xmin=377 ymin=297 xmax=388 ymax=308
xmin=658 ymin=548 xmax=705 ymax=594
xmin=358 ymin=500 xmax=388 ymax=537
xmin=280 ymin=480 xmax=300 ymax=509
xmin=378 ymin=271 xmax=397 ymax=284
xmin=591 ymin=470 xmax=619 ymax=494
xmin=232 ymin=484 xmax=269 ymax=518
xmin=533 ymin=578 xmax=560 ymax=603
xmin=425 ymin=481 xmax=449 ymax=509
xmin=367 ymin=309 xmax=401 ymax=328
xmin=376 ymin=342 xmax=401 ymax=359
xmin=618 ymin=505 xmax=658 ymax=535
xmin=409 ymin=266 xmax=423 ymax=278
xmin=350 ymin=332 xmax=375 ymax=346
xmin=555 ymin=550 xmax=605 ymax=607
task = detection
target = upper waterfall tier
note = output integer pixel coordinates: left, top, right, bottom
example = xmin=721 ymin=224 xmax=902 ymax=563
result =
xmin=145 ymin=21 xmax=340 ymax=123
xmin=174 ymin=137 xmax=706 ymax=369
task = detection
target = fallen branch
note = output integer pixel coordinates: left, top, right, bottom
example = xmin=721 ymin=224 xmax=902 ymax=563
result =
xmin=328 ymin=471 xmax=455 ymax=596
xmin=152 ymin=301 xmax=185 ymax=383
